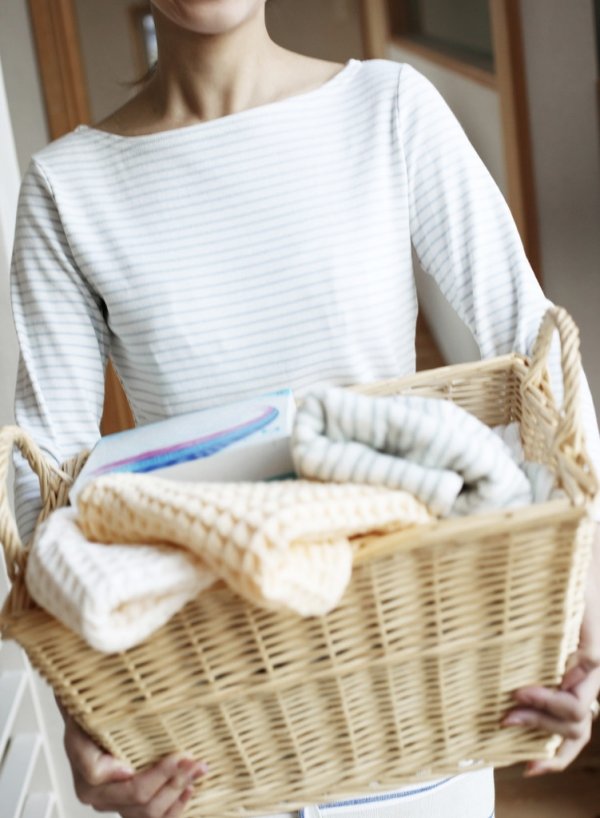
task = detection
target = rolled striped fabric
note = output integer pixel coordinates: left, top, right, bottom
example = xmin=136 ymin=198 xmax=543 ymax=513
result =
xmin=291 ymin=387 xmax=533 ymax=516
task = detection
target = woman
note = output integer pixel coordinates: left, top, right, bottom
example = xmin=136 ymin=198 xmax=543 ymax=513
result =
xmin=10 ymin=1 xmax=600 ymax=817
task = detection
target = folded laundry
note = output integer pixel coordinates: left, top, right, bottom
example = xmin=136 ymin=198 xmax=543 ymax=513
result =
xmin=291 ymin=388 xmax=535 ymax=517
xmin=26 ymin=479 xmax=431 ymax=652
xmin=25 ymin=392 xmax=559 ymax=655
xmin=25 ymin=507 xmax=216 ymax=653
xmin=76 ymin=478 xmax=431 ymax=614
xmin=492 ymin=422 xmax=564 ymax=504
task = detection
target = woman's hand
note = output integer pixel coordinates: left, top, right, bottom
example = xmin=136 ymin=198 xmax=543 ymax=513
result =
xmin=502 ymin=652 xmax=600 ymax=775
xmin=502 ymin=523 xmax=600 ymax=775
xmin=63 ymin=711 xmax=208 ymax=816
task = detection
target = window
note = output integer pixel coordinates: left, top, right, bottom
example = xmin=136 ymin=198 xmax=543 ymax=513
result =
xmin=387 ymin=0 xmax=494 ymax=77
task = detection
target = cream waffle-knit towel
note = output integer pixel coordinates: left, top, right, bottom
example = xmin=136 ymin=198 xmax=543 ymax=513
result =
xmin=292 ymin=388 xmax=534 ymax=517
xmin=26 ymin=506 xmax=217 ymax=653
xmin=75 ymin=477 xmax=431 ymax=620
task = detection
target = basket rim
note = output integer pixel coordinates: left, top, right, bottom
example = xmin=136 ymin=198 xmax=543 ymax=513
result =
xmin=353 ymin=495 xmax=587 ymax=564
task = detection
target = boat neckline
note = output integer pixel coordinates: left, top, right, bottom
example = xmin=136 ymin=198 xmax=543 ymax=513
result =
xmin=75 ymin=58 xmax=361 ymax=142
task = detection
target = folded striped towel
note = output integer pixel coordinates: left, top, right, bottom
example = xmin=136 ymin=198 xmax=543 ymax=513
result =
xmin=291 ymin=388 xmax=534 ymax=517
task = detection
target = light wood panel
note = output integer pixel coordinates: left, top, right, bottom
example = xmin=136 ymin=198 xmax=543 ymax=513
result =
xmin=26 ymin=0 xmax=90 ymax=139
xmin=359 ymin=0 xmax=390 ymax=59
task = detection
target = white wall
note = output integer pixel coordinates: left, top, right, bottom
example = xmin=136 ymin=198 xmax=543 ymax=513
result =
xmin=0 ymin=0 xmax=49 ymax=175
xmin=520 ymin=0 xmax=600 ymax=406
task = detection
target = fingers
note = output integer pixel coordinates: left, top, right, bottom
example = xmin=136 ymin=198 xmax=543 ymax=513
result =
xmin=120 ymin=758 xmax=207 ymax=817
xmin=127 ymin=771 xmax=193 ymax=818
xmin=76 ymin=753 xmax=207 ymax=814
xmin=509 ymin=680 xmax=597 ymax=727
xmin=503 ymin=703 xmax=592 ymax=742
xmin=561 ymin=649 xmax=600 ymax=691
xmin=64 ymin=716 xmax=134 ymax=789
xmin=163 ymin=787 xmax=193 ymax=818
xmin=94 ymin=754 xmax=184 ymax=807
xmin=525 ymin=735 xmax=589 ymax=776
xmin=63 ymin=714 xmax=208 ymax=816
xmin=501 ymin=656 xmax=600 ymax=777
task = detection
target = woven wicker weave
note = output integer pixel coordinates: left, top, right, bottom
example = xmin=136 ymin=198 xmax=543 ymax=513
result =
xmin=0 ymin=307 xmax=597 ymax=817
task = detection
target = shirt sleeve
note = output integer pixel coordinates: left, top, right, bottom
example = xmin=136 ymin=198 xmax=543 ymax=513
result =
xmin=10 ymin=159 xmax=110 ymax=543
xmin=396 ymin=63 xmax=600 ymax=518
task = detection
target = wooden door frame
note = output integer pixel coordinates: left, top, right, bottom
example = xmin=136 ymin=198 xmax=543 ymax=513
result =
xmin=26 ymin=0 xmax=90 ymax=139
xmin=359 ymin=0 xmax=541 ymax=281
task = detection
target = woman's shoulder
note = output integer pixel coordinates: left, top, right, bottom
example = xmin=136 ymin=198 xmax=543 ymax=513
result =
xmin=25 ymin=57 xmax=413 ymax=183
xmin=27 ymin=126 xmax=99 ymax=180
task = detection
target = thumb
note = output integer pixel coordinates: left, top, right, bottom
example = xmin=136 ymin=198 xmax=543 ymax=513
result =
xmin=67 ymin=717 xmax=134 ymax=784
xmin=94 ymin=752 xmax=135 ymax=783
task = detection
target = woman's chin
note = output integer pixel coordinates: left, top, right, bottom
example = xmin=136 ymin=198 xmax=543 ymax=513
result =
xmin=150 ymin=0 xmax=266 ymax=36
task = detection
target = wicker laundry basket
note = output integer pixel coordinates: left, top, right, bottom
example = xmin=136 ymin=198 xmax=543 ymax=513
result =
xmin=0 ymin=307 xmax=597 ymax=817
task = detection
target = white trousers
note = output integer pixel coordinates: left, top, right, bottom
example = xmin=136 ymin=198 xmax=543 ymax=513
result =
xmin=266 ymin=769 xmax=495 ymax=818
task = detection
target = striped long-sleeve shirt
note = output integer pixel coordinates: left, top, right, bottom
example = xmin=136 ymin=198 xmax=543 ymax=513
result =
xmin=9 ymin=57 xmax=599 ymax=816
xmin=11 ymin=58 xmax=600 ymax=543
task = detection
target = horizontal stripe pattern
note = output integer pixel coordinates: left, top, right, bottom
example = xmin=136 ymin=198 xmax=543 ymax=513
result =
xmin=291 ymin=388 xmax=534 ymax=516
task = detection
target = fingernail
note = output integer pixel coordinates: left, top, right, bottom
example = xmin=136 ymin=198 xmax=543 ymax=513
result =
xmin=180 ymin=787 xmax=193 ymax=804
xmin=112 ymin=764 xmax=135 ymax=779
xmin=177 ymin=758 xmax=195 ymax=773
xmin=191 ymin=761 xmax=209 ymax=779
xmin=503 ymin=715 xmax=526 ymax=726
xmin=524 ymin=765 xmax=544 ymax=777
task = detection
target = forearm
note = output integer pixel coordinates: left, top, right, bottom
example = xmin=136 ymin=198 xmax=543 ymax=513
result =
xmin=583 ymin=523 xmax=600 ymax=660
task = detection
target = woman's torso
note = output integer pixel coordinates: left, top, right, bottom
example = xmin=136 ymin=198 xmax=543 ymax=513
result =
xmin=34 ymin=58 xmax=416 ymax=424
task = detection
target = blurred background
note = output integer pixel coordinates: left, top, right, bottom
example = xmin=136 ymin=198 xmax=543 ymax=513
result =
xmin=0 ymin=1 xmax=599 ymax=816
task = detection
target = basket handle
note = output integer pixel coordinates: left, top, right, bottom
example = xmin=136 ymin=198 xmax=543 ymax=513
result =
xmin=524 ymin=306 xmax=598 ymax=501
xmin=0 ymin=426 xmax=70 ymax=582
xmin=525 ymin=307 xmax=582 ymax=450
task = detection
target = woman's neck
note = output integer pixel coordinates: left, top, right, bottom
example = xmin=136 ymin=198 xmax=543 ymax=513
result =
xmin=148 ymin=3 xmax=285 ymax=126
xmin=92 ymin=5 xmax=346 ymax=138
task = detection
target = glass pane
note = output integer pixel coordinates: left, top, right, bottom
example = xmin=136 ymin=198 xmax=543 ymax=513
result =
xmin=407 ymin=0 xmax=493 ymax=67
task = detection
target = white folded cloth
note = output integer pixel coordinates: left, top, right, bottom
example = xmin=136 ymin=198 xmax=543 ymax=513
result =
xmin=291 ymin=388 xmax=535 ymax=517
xmin=25 ymin=507 xmax=217 ymax=653
xmin=492 ymin=422 xmax=563 ymax=503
